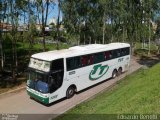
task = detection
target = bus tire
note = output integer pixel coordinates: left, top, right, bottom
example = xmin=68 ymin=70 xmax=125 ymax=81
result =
xmin=66 ymin=86 xmax=75 ymax=99
xmin=112 ymin=69 xmax=118 ymax=79
xmin=30 ymin=96 xmax=33 ymax=100
xmin=118 ymin=67 xmax=122 ymax=76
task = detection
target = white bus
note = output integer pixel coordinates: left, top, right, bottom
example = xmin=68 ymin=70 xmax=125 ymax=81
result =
xmin=27 ymin=43 xmax=130 ymax=104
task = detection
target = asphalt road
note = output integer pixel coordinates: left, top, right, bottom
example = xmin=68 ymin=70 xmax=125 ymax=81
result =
xmin=0 ymin=58 xmax=141 ymax=120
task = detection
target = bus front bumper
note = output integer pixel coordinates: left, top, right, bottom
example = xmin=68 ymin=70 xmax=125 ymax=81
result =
xmin=27 ymin=88 xmax=49 ymax=104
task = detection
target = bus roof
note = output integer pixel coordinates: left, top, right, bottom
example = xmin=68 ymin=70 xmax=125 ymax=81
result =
xmin=31 ymin=43 xmax=130 ymax=61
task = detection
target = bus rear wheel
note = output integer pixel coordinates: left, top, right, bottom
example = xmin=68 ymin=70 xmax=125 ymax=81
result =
xmin=66 ymin=86 xmax=75 ymax=99
xmin=112 ymin=69 xmax=118 ymax=78
xmin=118 ymin=67 xmax=122 ymax=76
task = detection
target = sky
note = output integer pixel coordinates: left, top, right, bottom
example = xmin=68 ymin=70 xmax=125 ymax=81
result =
xmin=16 ymin=1 xmax=62 ymax=25
xmin=47 ymin=2 xmax=63 ymax=25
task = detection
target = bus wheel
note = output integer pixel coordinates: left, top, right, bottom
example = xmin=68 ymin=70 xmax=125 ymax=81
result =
xmin=118 ymin=67 xmax=122 ymax=76
xmin=66 ymin=86 xmax=75 ymax=99
xmin=112 ymin=69 xmax=118 ymax=79
xmin=30 ymin=96 xmax=33 ymax=100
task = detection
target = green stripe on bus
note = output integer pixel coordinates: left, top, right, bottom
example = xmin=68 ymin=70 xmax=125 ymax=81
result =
xmin=27 ymin=91 xmax=49 ymax=104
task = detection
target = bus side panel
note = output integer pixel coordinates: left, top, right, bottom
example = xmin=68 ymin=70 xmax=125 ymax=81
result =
xmin=66 ymin=55 xmax=130 ymax=92
xmin=77 ymin=58 xmax=117 ymax=91
xmin=48 ymin=55 xmax=130 ymax=103
xmin=66 ymin=59 xmax=112 ymax=91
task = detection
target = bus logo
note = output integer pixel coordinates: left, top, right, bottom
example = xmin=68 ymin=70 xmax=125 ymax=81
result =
xmin=89 ymin=64 xmax=109 ymax=80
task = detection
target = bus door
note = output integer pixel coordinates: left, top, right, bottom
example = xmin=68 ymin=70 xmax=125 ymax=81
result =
xmin=49 ymin=58 xmax=64 ymax=93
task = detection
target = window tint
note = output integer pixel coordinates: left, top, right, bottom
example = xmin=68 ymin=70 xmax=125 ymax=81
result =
xmin=121 ymin=47 xmax=130 ymax=56
xmin=66 ymin=47 xmax=130 ymax=71
xmin=50 ymin=59 xmax=64 ymax=93
xmin=94 ymin=52 xmax=105 ymax=63
xmin=121 ymin=48 xmax=126 ymax=56
xmin=104 ymin=51 xmax=112 ymax=60
xmin=66 ymin=58 xmax=74 ymax=71
xmin=81 ymin=56 xmax=88 ymax=66
xmin=88 ymin=55 xmax=94 ymax=65
xmin=112 ymin=50 xmax=118 ymax=58
xmin=74 ymin=56 xmax=81 ymax=68
xmin=104 ymin=51 xmax=109 ymax=60
xmin=81 ymin=55 xmax=94 ymax=66
xmin=67 ymin=57 xmax=81 ymax=71
xmin=117 ymin=49 xmax=121 ymax=57
xmin=51 ymin=59 xmax=64 ymax=71
xmin=126 ymin=47 xmax=130 ymax=55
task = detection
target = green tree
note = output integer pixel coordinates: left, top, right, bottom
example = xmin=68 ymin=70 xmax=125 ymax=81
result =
xmin=0 ymin=0 xmax=3 ymax=72
xmin=155 ymin=18 xmax=160 ymax=53
xmin=61 ymin=0 xmax=160 ymax=46
xmin=35 ymin=0 xmax=55 ymax=51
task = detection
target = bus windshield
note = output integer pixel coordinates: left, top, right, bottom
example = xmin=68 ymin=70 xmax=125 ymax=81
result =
xmin=29 ymin=71 xmax=48 ymax=83
xmin=27 ymin=70 xmax=63 ymax=93
xmin=27 ymin=70 xmax=50 ymax=93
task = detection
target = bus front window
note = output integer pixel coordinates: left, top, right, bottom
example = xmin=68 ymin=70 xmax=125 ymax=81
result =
xmin=29 ymin=72 xmax=47 ymax=82
xmin=27 ymin=58 xmax=64 ymax=93
xmin=27 ymin=71 xmax=49 ymax=93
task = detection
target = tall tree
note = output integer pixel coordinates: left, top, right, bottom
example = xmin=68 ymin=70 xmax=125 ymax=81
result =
xmin=0 ymin=0 xmax=3 ymax=73
xmin=56 ymin=0 xmax=61 ymax=49
xmin=155 ymin=18 xmax=160 ymax=53
xmin=35 ymin=0 xmax=55 ymax=51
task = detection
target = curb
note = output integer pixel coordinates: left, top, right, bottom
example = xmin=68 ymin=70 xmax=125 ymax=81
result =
xmin=0 ymin=86 xmax=26 ymax=98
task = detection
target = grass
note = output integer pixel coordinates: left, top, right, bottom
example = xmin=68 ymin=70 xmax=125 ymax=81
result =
xmin=56 ymin=63 xmax=160 ymax=120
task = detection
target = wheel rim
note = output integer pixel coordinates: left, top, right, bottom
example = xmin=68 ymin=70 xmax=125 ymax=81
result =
xmin=67 ymin=87 xmax=75 ymax=98
xmin=118 ymin=68 xmax=122 ymax=75
xmin=69 ymin=89 xmax=73 ymax=96
xmin=112 ymin=70 xmax=117 ymax=78
xmin=113 ymin=73 xmax=116 ymax=77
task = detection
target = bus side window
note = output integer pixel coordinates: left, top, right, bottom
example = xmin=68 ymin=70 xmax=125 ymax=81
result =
xmin=74 ymin=56 xmax=81 ymax=68
xmin=117 ymin=49 xmax=121 ymax=57
xmin=112 ymin=50 xmax=118 ymax=59
xmin=105 ymin=51 xmax=110 ymax=60
xmin=81 ymin=56 xmax=88 ymax=66
xmin=121 ymin=47 xmax=130 ymax=56
xmin=66 ymin=58 xmax=75 ymax=71
xmin=67 ymin=57 xmax=81 ymax=71
xmin=88 ymin=55 xmax=94 ymax=65
xmin=109 ymin=51 xmax=113 ymax=59
xmin=126 ymin=47 xmax=130 ymax=55
xmin=94 ymin=52 xmax=105 ymax=64
xmin=121 ymin=48 xmax=125 ymax=56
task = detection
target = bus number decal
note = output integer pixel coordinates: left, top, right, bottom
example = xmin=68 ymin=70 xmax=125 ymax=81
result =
xmin=118 ymin=58 xmax=124 ymax=62
xmin=50 ymin=95 xmax=58 ymax=100
xmin=89 ymin=64 xmax=109 ymax=80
